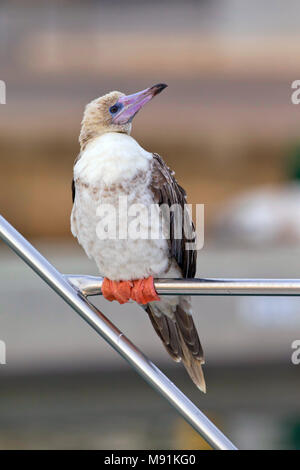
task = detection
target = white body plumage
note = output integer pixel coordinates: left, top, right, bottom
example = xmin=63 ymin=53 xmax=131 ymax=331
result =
xmin=71 ymin=132 xmax=174 ymax=281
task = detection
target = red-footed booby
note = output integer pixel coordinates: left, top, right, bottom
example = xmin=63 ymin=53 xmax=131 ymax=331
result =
xmin=71 ymin=84 xmax=206 ymax=392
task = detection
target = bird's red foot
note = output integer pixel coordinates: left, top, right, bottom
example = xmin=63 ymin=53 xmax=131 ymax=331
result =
xmin=131 ymin=276 xmax=160 ymax=304
xmin=102 ymin=276 xmax=160 ymax=305
xmin=101 ymin=278 xmax=133 ymax=304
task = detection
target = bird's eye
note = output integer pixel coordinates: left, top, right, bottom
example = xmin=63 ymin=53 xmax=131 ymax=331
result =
xmin=109 ymin=104 xmax=119 ymax=114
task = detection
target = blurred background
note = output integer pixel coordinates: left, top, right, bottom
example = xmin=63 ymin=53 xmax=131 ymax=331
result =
xmin=1 ymin=0 xmax=300 ymax=450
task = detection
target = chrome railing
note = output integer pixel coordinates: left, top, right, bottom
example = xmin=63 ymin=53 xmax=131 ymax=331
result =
xmin=9 ymin=214 xmax=300 ymax=449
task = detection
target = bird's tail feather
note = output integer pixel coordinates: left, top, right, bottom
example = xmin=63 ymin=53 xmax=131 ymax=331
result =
xmin=176 ymin=324 xmax=206 ymax=393
xmin=145 ymin=299 xmax=206 ymax=393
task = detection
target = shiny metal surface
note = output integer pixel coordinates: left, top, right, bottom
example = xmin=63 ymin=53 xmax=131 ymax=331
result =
xmin=0 ymin=215 xmax=237 ymax=450
xmin=67 ymin=274 xmax=300 ymax=297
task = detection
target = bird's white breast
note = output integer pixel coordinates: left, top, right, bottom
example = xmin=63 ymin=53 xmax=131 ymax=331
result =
xmin=71 ymin=132 xmax=170 ymax=280
xmin=74 ymin=132 xmax=152 ymax=187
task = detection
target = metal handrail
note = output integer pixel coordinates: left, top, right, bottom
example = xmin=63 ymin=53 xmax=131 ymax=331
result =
xmin=0 ymin=215 xmax=237 ymax=450
xmin=67 ymin=274 xmax=300 ymax=297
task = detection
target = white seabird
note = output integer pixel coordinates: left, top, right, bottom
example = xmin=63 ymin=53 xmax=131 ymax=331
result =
xmin=71 ymin=84 xmax=206 ymax=392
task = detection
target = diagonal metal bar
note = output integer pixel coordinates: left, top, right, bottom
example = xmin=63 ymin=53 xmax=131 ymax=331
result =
xmin=67 ymin=274 xmax=300 ymax=297
xmin=0 ymin=215 xmax=237 ymax=450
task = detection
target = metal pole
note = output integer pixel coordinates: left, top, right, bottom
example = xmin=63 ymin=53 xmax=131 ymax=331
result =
xmin=0 ymin=215 xmax=237 ymax=450
xmin=68 ymin=275 xmax=300 ymax=297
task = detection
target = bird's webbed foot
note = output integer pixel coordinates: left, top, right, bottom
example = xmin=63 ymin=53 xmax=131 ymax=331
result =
xmin=101 ymin=276 xmax=160 ymax=305
xmin=101 ymin=278 xmax=133 ymax=304
xmin=131 ymin=276 xmax=160 ymax=304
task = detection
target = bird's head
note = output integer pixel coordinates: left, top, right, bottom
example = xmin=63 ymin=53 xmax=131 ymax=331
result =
xmin=79 ymin=83 xmax=167 ymax=150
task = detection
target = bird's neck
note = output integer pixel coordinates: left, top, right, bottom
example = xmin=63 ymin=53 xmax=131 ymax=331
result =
xmin=79 ymin=127 xmax=132 ymax=152
xmin=74 ymin=132 xmax=152 ymax=188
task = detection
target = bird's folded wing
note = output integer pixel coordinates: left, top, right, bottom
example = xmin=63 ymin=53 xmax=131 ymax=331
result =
xmin=149 ymin=153 xmax=197 ymax=279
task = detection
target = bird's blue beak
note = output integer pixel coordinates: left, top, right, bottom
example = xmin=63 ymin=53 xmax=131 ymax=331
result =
xmin=111 ymin=83 xmax=167 ymax=124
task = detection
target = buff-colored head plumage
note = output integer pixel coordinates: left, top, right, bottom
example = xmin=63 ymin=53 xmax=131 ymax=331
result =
xmin=79 ymin=91 xmax=132 ymax=150
xmin=79 ymin=84 xmax=167 ymax=151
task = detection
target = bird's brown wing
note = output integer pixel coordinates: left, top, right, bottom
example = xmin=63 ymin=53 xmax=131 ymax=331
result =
xmin=71 ymin=153 xmax=82 ymax=203
xmin=150 ymin=153 xmax=197 ymax=278
xmin=72 ymin=178 xmax=75 ymax=203
xmin=145 ymin=153 xmax=205 ymax=392
xmin=146 ymin=303 xmax=205 ymax=391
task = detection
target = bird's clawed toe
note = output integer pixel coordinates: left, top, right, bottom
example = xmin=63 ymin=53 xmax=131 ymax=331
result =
xmin=131 ymin=276 xmax=160 ymax=304
xmin=101 ymin=278 xmax=115 ymax=302
xmin=101 ymin=276 xmax=160 ymax=305
xmin=102 ymin=278 xmax=133 ymax=304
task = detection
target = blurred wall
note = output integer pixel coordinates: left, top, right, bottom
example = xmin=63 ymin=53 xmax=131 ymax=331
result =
xmin=1 ymin=0 xmax=300 ymax=237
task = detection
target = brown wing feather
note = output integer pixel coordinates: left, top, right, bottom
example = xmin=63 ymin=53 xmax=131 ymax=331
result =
xmin=174 ymin=305 xmax=204 ymax=360
xmin=150 ymin=153 xmax=197 ymax=278
xmin=72 ymin=153 xmax=82 ymax=203
xmin=145 ymin=305 xmax=182 ymax=362
xmin=147 ymin=154 xmax=205 ymax=392
xmin=145 ymin=303 xmax=206 ymax=392
xmin=72 ymin=178 xmax=75 ymax=203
